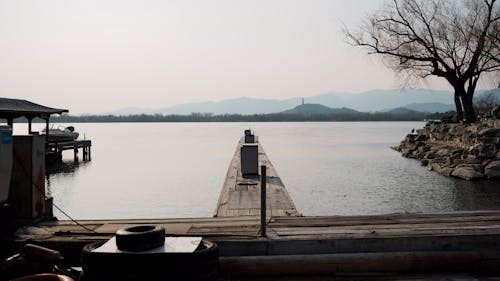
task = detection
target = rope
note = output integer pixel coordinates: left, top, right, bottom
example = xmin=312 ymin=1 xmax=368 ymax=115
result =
xmin=13 ymin=152 xmax=98 ymax=234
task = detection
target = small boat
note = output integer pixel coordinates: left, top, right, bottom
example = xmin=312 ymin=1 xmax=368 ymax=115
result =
xmin=42 ymin=126 xmax=79 ymax=142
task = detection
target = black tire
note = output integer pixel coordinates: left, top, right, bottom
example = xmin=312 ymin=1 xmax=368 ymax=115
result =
xmin=81 ymin=239 xmax=219 ymax=281
xmin=115 ymin=225 xmax=165 ymax=252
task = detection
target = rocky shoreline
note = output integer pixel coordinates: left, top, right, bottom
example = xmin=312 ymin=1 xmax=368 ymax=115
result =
xmin=394 ymin=113 xmax=500 ymax=181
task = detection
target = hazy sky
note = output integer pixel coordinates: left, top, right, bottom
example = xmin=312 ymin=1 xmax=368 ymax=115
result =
xmin=1 ymin=0 xmax=456 ymax=114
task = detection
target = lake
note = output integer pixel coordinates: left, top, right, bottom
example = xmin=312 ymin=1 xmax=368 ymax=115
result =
xmin=14 ymin=122 xmax=500 ymax=219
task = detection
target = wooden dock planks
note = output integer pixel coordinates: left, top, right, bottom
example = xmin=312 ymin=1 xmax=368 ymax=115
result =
xmin=7 ymin=210 xmax=500 ymax=268
xmin=213 ymin=138 xmax=299 ymax=217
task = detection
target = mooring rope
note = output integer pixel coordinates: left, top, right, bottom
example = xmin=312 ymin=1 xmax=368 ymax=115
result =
xmin=13 ymin=152 xmax=98 ymax=234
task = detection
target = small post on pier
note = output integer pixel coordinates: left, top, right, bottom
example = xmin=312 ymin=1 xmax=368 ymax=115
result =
xmin=73 ymin=145 xmax=78 ymax=161
xmin=260 ymin=165 xmax=267 ymax=238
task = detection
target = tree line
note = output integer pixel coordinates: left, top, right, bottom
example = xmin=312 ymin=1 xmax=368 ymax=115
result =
xmin=29 ymin=111 xmax=439 ymax=123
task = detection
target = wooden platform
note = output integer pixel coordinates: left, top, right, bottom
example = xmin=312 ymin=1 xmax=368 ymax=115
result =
xmin=214 ymin=138 xmax=299 ymax=217
xmin=4 ymin=210 xmax=500 ymax=274
xmin=46 ymin=140 xmax=91 ymax=162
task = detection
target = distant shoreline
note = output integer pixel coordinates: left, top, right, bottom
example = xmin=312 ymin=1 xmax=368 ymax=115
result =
xmin=5 ymin=112 xmax=447 ymax=123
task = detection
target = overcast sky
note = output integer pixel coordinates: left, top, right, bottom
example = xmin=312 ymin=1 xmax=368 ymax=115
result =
xmin=0 ymin=0 xmax=459 ymax=114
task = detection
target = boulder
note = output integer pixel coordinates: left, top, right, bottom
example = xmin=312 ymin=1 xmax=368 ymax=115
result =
xmin=484 ymin=160 xmax=500 ymax=179
xmin=415 ymin=134 xmax=428 ymax=141
xmin=430 ymin=163 xmax=442 ymax=172
xmin=451 ymin=166 xmax=484 ymax=180
xmin=435 ymin=149 xmax=450 ymax=157
xmin=465 ymin=157 xmax=482 ymax=164
xmin=456 ymin=163 xmax=483 ymax=172
xmin=424 ymin=149 xmax=437 ymax=157
xmin=437 ymin=167 xmax=454 ymax=177
xmin=478 ymin=128 xmax=500 ymax=137
xmin=491 ymin=105 xmax=500 ymax=119
xmin=397 ymin=119 xmax=499 ymax=180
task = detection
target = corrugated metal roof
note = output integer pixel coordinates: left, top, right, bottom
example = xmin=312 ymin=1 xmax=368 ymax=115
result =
xmin=0 ymin=97 xmax=68 ymax=119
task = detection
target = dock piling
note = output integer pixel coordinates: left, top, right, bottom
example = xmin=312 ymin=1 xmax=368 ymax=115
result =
xmin=260 ymin=165 xmax=267 ymax=238
xmin=46 ymin=140 xmax=92 ymax=163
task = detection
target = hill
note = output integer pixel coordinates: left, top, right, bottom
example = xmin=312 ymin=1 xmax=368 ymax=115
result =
xmin=107 ymin=88 xmax=500 ymax=115
xmin=281 ymin=104 xmax=359 ymax=115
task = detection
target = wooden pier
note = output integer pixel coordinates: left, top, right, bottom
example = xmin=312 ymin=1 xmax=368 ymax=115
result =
xmin=46 ymin=140 xmax=92 ymax=162
xmin=214 ymin=138 xmax=299 ymax=217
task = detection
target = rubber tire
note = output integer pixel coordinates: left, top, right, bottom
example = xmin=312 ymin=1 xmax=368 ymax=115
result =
xmin=115 ymin=225 xmax=165 ymax=252
xmin=81 ymin=239 xmax=219 ymax=281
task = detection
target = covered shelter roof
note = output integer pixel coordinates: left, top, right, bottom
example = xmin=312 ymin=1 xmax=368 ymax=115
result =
xmin=0 ymin=97 xmax=68 ymax=120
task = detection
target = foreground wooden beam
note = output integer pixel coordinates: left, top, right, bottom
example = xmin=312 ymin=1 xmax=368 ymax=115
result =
xmin=219 ymin=251 xmax=486 ymax=276
xmin=3 ymin=210 xmax=500 ymax=275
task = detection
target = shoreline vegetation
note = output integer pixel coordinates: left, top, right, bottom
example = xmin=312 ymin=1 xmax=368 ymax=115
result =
xmin=14 ymin=111 xmax=450 ymax=123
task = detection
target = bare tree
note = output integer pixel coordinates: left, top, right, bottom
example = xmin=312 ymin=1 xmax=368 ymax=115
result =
xmin=345 ymin=0 xmax=500 ymax=122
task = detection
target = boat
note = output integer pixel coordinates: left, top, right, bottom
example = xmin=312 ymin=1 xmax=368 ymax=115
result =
xmin=42 ymin=126 xmax=79 ymax=142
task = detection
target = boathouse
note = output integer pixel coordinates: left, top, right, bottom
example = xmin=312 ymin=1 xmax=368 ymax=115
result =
xmin=0 ymin=97 xmax=91 ymax=161
xmin=0 ymin=97 xmax=68 ymax=145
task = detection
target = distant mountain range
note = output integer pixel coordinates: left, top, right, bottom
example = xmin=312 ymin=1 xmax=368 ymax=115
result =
xmin=107 ymin=88 xmax=500 ymax=115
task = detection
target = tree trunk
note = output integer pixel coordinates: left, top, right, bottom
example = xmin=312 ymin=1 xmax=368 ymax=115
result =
xmin=454 ymin=85 xmax=476 ymax=123
xmin=462 ymin=93 xmax=477 ymax=123
xmin=453 ymin=91 xmax=464 ymax=121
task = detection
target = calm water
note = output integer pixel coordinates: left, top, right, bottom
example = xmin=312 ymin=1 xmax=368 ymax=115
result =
xmin=13 ymin=122 xmax=500 ymax=219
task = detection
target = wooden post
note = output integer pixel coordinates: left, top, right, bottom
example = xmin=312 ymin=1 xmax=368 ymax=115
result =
xmin=28 ymin=117 xmax=33 ymax=134
xmin=260 ymin=165 xmax=267 ymax=238
xmin=44 ymin=118 xmax=49 ymax=147
xmin=74 ymin=146 xmax=78 ymax=161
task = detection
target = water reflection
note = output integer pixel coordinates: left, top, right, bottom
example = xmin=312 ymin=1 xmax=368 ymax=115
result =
xmin=448 ymin=179 xmax=500 ymax=210
xmin=45 ymin=160 xmax=91 ymax=196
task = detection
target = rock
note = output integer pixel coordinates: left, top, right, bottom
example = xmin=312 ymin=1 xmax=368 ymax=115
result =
xmin=415 ymin=134 xmax=428 ymax=141
xmin=401 ymin=148 xmax=412 ymax=157
xmin=435 ymin=149 xmax=450 ymax=157
xmin=417 ymin=146 xmax=426 ymax=154
xmin=478 ymin=149 xmax=496 ymax=159
xmin=456 ymin=163 xmax=483 ymax=172
xmin=491 ymin=105 xmax=500 ymax=119
xmin=430 ymin=163 xmax=442 ymax=172
xmin=405 ymin=134 xmax=416 ymax=143
xmin=478 ymin=128 xmax=500 ymax=137
xmin=423 ymin=151 xmax=436 ymax=159
xmin=451 ymin=166 xmax=484 ymax=180
xmin=484 ymin=160 xmax=500 ymax=179
xmin=465 ymin=157 xmax=482 ymax=164
xmin=397 ymin=119 xmax=499 ymax=180
xmin=437 ymin=167 xmax=454 ymax=177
